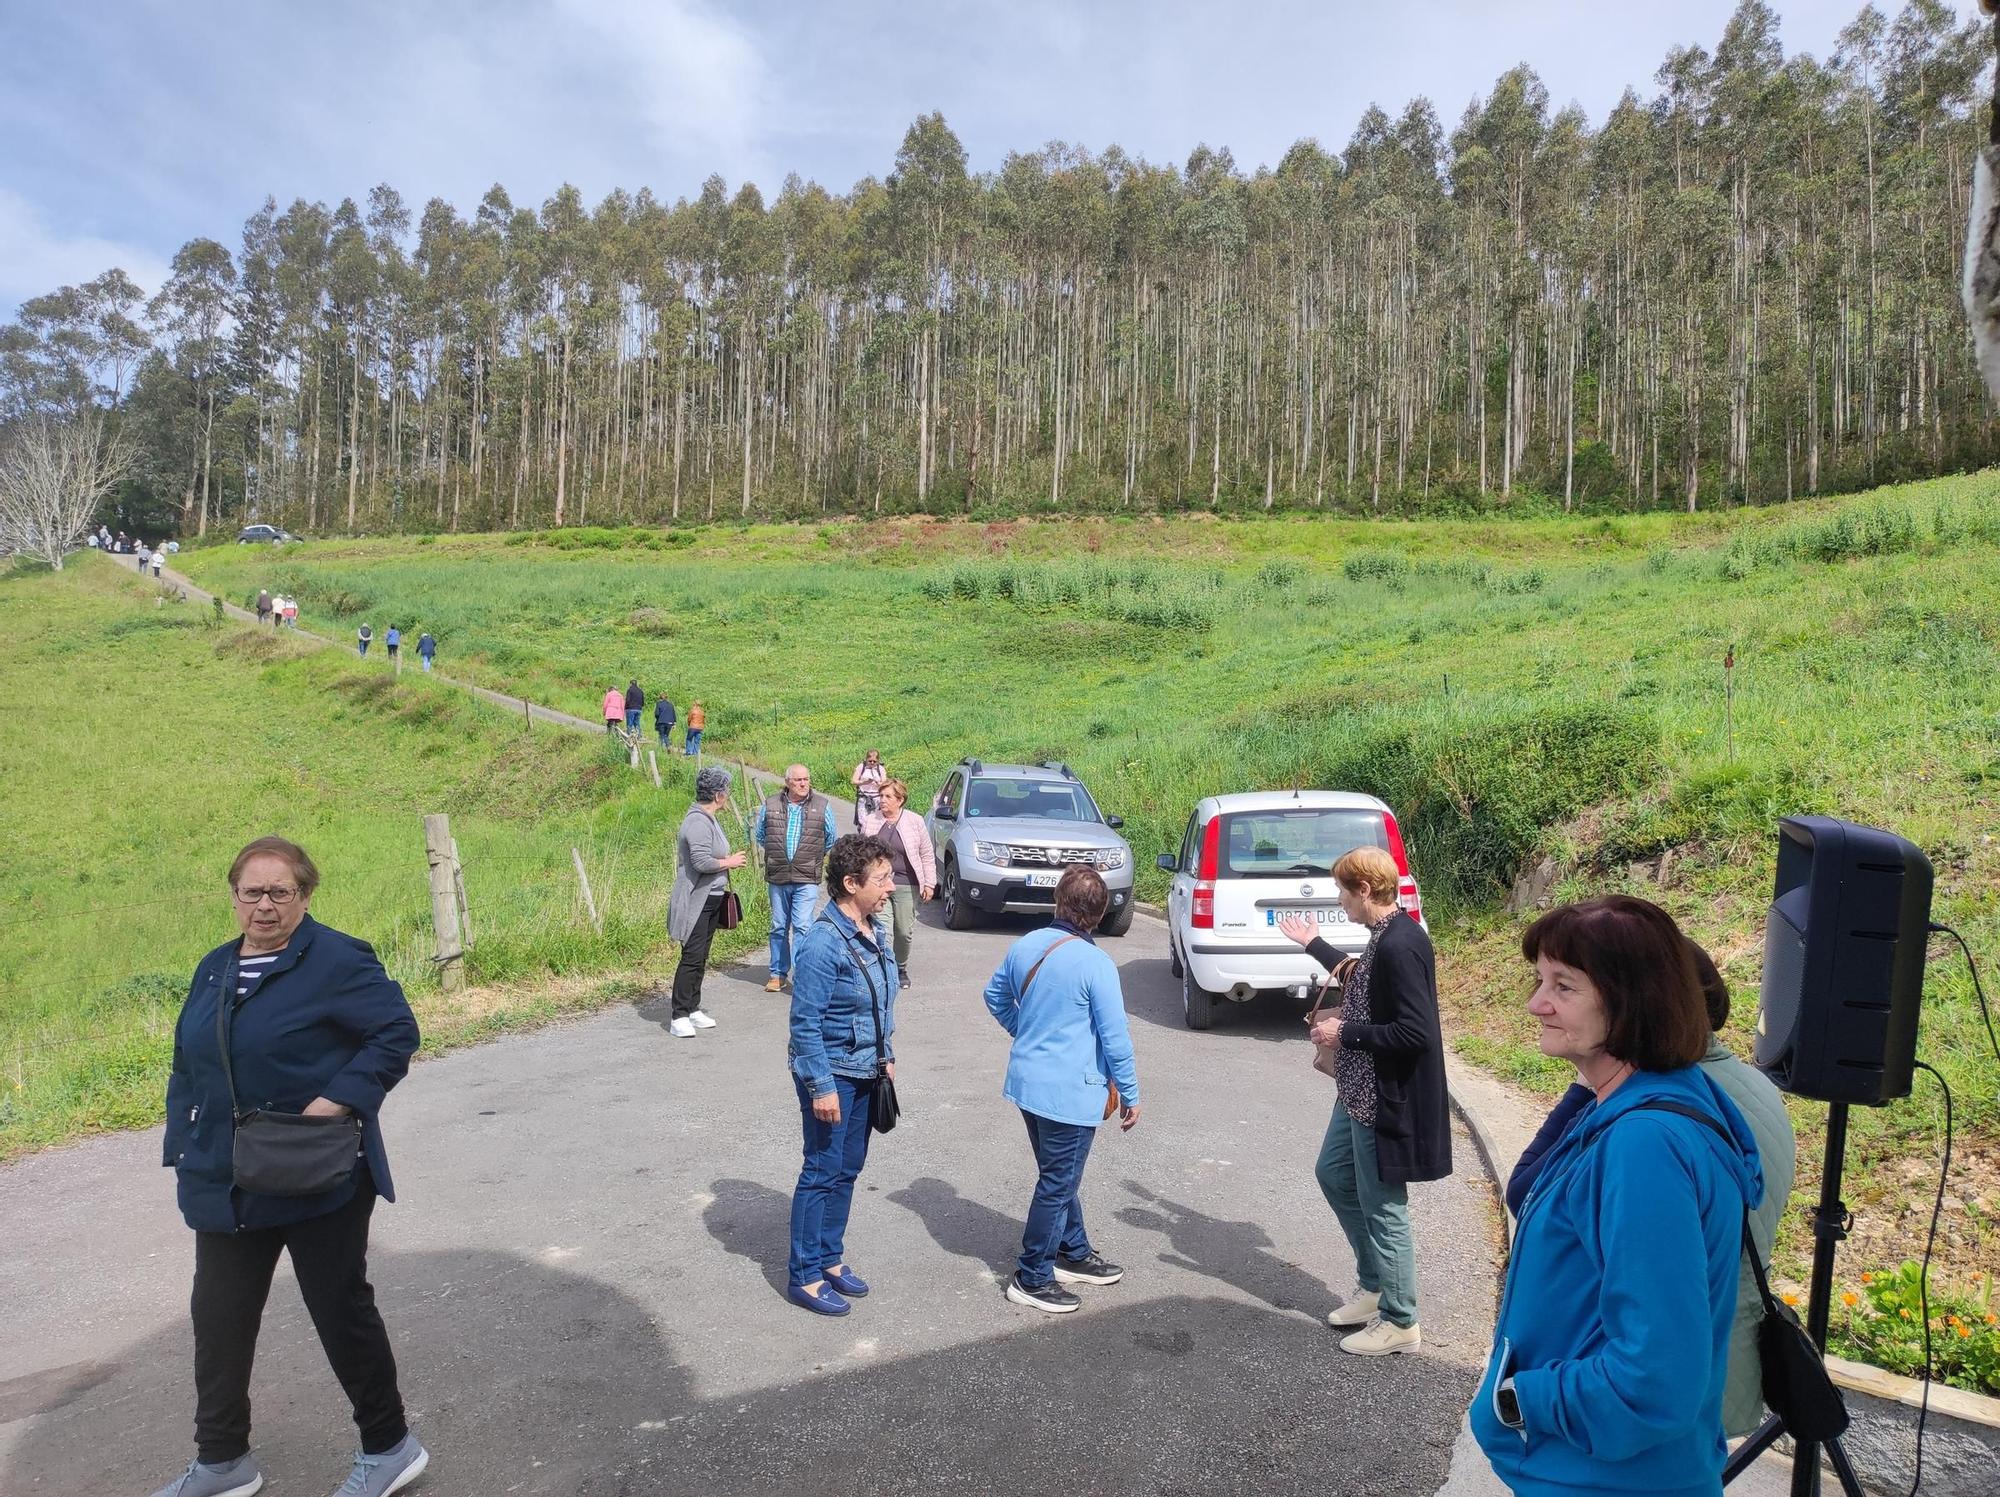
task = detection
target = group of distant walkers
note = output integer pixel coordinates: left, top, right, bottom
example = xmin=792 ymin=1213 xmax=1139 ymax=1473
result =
xmin=148 ymin=749 xmax=1800 ymax=1497
xmin=604 ymin=680 xmax=703 ymax=755
xmin=252 ymin=589 xmax=299 ymax=629
xmin=89 ymin=526 xmax=174 ymax=576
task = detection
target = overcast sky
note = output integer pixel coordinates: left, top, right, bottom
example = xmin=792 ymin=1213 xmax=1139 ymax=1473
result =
xmin=0 ymin=0 xmax=1960 ymax=313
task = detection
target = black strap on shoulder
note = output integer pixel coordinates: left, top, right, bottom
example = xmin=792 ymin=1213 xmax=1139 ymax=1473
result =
xmin=1626 ymin=1098 xmax=1779 ymax=1317
xmin=214 ymin=951 xmax=244 ymax=1122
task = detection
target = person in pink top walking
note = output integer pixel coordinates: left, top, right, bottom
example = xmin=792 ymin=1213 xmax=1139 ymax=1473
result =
xmin=857 ymin=777 xmax=936 ymax=990
xmin=602 ymin=686 xmax=625 ymax=734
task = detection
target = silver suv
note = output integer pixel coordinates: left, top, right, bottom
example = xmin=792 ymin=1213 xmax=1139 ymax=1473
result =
xmin=926 ymin=760 xmax=1136 ymax=936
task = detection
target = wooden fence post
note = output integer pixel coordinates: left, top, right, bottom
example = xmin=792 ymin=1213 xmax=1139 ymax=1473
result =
xmin=423 ymin=813 xmax=466 ymax=992
xmin=648 ymin=749 xmax=662 ymax=789
xmin=571 ymin=846 xmax=603 ymax=933
xmin=451 ymin=836 xmax=473 ymax=950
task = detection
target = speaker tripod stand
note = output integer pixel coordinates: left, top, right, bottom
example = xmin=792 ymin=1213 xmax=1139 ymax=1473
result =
xmin=1723 ymin=1103 xmax=1865 ymax=1497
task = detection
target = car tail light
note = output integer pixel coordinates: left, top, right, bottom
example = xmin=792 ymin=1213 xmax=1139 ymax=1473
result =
xmin=1191 ymin=816 xmax=1220 ymax=930
xmin=1382 ymin=811 xmax=1424 ymax=925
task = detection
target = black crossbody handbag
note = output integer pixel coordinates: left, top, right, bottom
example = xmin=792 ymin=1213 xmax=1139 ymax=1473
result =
xmin=1627 ymin=1099 xmax=1850 ymax=1444
xmin=216 ymin=953 xmax=363 ymax=1197
xmin=834 ymin=921 xmax=900 ymax=1135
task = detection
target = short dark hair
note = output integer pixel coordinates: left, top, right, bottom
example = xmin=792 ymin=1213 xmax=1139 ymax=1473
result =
xmin=228 ymin=836 xmax=321 ymax=899
xmin=1520 ymin=895 xmax=1709 ymax=1071
xmin=1054 ymin=865 xmax=1110 ymax=931
xmin=1688 ymin=940 xmax=1731 ymax=1032
xmin=825 ymin=833 xmax=893 ymax=901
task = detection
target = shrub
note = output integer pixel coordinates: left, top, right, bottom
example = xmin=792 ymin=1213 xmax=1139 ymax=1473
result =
xmin=1343 ymin=549 xmax=1409 ymax=583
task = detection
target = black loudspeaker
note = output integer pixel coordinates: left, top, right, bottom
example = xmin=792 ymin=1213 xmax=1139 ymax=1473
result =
xmin=1755 ymin=816 xmax=1933 ymax=1105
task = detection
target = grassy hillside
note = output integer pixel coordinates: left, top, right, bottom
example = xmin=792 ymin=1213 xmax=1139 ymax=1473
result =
xmin=0 ymin=557 xmax=766 ymax=1155
xmin=178 ymin=480 xmax=2000 ymax=1332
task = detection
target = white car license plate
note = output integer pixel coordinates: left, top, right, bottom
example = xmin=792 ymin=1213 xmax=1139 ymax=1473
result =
xmin=1026 ymin=871 xmax=1061 ymax=888
xmin=1267 ymin=906 xmax=1347 ymax=926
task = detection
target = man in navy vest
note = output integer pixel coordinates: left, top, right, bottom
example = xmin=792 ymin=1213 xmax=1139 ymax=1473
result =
xmin=754 ymin=765 xmax=838 ymax=992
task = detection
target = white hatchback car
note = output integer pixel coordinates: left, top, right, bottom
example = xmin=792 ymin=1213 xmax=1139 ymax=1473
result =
xmin=1156 ymin=790 xmax=1426 ymax=1030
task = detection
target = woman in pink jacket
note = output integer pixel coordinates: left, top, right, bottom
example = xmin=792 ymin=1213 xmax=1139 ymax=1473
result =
xmin=858 ymin=778 xmax=935 ymax=990
xmin=602 ymin=686 xmax=625 ymax=734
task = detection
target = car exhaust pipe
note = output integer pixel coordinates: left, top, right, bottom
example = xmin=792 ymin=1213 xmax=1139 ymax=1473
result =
xmin=1226 ymin=982 xmax=1257 ymax=1004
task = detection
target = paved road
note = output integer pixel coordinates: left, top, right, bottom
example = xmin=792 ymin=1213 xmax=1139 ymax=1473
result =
xmin=0 ymin=897 xmax=1500 ymax=1497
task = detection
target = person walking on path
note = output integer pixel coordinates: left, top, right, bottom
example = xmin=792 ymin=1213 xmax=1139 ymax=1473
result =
xmin=602 ymin=686 xmax=625 ymax=734
xmin=384 ymin=625 xmax=400 ymax=664
xmin=282 ymin=596 xmax=298 ymax=629
xmin=850 ymin=750 xmax=887 ymax=821
xmin=983 ymin=866 xmax=1141 ymax=1315
xmin=148 ymin=835 xmax=428 ymax=1497
xmin=1277 ymin=844 xmax=1451 ymax=1356
xmin=785 ymin=833 xmax=899 ymax=1317
xmin=416 ymin=632 xmax=435 ymax=672
xmin=356 ymin=623 xmax=373 ymax=658
xmin=684 ymin=700 xmax=705 ymax=757
xmin=1470 ymin=895 xmax=1763 ymax=1497
xmin=623 ymin=680 xmax=644 ymax=734
xmin=255 ymin=589 xmax=272 ymax=626
xmin=856 ymin=778 xmax=935 ymax=988
xmin=755 ymin=765 xmax=838 ymax=993
xmin=665 ymin=767 xmax=748 ymax=1040
xmin=1505 ymin=940 xmax=1795 ymax=1439
xmin=653 ymin=694 xmax=677 ymax=750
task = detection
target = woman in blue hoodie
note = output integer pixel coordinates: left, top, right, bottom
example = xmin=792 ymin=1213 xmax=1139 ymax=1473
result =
xmin=1471 ymin=895 xmax=1763 ymax=1497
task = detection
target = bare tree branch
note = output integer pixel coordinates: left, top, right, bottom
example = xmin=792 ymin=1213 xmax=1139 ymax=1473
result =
xmin=0 ymin=415 xmax=135 ymax=570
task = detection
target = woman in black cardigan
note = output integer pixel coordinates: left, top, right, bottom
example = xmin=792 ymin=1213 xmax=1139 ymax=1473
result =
xmin=1279 ymin=844 xmax=1451 ymax=1356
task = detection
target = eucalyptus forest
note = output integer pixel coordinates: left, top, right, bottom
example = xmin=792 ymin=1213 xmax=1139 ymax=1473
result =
xmin=4 ymin=0 xmax=1996 ymax=536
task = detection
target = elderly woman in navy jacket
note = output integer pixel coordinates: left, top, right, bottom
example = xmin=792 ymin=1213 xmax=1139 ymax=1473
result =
xmin=785 ymin=833 xmax=899 ymax=1317
xmin=150 ymin=837 xmax=425 ymax=1497
xmin=983 ymin=866 xmax=1142 ymax=1314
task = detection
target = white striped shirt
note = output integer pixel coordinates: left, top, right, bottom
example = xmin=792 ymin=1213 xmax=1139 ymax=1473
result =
xmin=236 ymin=951 xmax=281 ymax=1002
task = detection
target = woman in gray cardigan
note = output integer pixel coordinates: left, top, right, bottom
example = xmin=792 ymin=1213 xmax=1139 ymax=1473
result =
xmin=667 ymin=766 xmax=748 ymax=1038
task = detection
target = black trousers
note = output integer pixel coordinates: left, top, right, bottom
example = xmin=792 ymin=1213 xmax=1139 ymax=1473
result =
xmin=191 ymin=1176 xmax=407 ymax=1464
xmin=671 ymin=893 xmax=726 ymax=1018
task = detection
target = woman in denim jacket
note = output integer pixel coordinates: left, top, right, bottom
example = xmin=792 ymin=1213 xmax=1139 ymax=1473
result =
xmin=784 ymin=833 xmax=900 ymax=1316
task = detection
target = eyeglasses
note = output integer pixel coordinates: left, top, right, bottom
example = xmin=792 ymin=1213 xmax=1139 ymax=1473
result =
xmin=234 ymin=885 xmax=300 ymax=905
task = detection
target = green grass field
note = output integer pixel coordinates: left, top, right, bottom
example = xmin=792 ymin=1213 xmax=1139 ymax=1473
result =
xmin=175 ymin=482 xmax=2000 ymax=1312
xmin=0 ymin=558 xmax=770 ymax=1154
xmin=11 ymin=476 xmax=2000 ymax=1388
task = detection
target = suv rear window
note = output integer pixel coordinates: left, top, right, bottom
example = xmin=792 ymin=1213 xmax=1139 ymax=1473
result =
xmin=964 ymin=778 xmax=1098 ymax=822
xmin=1219 ymin=808 xmax=1389 ymax=878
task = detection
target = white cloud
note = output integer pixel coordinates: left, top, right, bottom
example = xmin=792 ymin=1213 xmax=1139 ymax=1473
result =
xmin=0 ymin=188 xmax=173 ymax=316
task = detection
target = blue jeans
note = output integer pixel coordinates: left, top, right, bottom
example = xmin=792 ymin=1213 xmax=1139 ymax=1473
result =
xmin=656 ymin=726 xmax=673 ymax=748
xmin=767 ymin=882 xmax=820 ymax=979
xmin=1017 ymin=1110 xmax=1096 ymax=1286
xmin=1315 ymin=1100 xmax=1417 ymax=1326
xmin=624 ymin=708 xmax=640 ymax=731
xmin=684 ymin=728 xmax=703 ymax=756
xmin=358 ymin=639 xmax=369 ymax=656
xmin=789 ymin=1075 xmax=873 ymax=1287
xmin=420 ymin=656 xmax=432 ymax=671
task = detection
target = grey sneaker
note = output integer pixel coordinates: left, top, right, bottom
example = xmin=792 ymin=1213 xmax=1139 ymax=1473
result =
xmin=147 ymin=1454 xmax=264 ymax=1497
xmin=332 ymin=1435 xmax=429 ymax=1496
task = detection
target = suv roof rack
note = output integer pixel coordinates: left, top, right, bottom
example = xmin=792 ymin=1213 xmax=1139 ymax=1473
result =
xmin=963 ymin=757 xmax=984 ymax=776
xmin=1038 ymin=760 xmax=1077 ymax=780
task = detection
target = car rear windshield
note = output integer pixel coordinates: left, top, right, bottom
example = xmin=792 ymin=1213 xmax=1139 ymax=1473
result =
xmin=1219 ymin=808 xmax=1389 ymax=879
xmin=964 ymin=778 xmax=1099 ymax=823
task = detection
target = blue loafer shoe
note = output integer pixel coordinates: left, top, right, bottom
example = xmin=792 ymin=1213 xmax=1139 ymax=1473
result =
xmin=787 ymin=1281 xmax=851 ymax=1317
xmin=822 ymin=1265 xmax=870 ymax=1298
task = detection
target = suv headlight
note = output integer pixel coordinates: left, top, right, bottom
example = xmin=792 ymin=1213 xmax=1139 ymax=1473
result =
xmin=1093 ymin=848 xmax=1126 ymax=871
xmin=972 ymin=841 xmax=1010 ymax=866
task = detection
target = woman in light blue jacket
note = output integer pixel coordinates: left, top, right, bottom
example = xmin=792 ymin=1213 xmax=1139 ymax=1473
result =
xmin=983 ymin=866 xmax=1141 ymax=1314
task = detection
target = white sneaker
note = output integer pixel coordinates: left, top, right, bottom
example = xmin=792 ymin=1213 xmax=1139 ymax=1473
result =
xmin=689 ymin=1011 xmax=717 ymax=1029
xmin=1326 ymin=1289 xmax=1380 ymax=1328
xmin=1339 ymin=1316 xmax=1421 ymax=1356
xmin=668 ymin=1018 xmax=696 ymax=1038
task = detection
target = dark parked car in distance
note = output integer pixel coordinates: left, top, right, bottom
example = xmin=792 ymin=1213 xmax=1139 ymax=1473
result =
xmin=236 ymin=524 xmax=300 ymax=544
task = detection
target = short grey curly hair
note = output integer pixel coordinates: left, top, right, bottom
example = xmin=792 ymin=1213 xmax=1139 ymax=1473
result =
xmin=694 ymin=765 xmax=733 ymax=803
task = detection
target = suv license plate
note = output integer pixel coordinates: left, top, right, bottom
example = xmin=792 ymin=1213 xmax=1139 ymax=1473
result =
xmin=1266 ymin=907 xmax=1347 ymax=925
xmin=1025 ymin=872 xmax=1061 ymax=888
